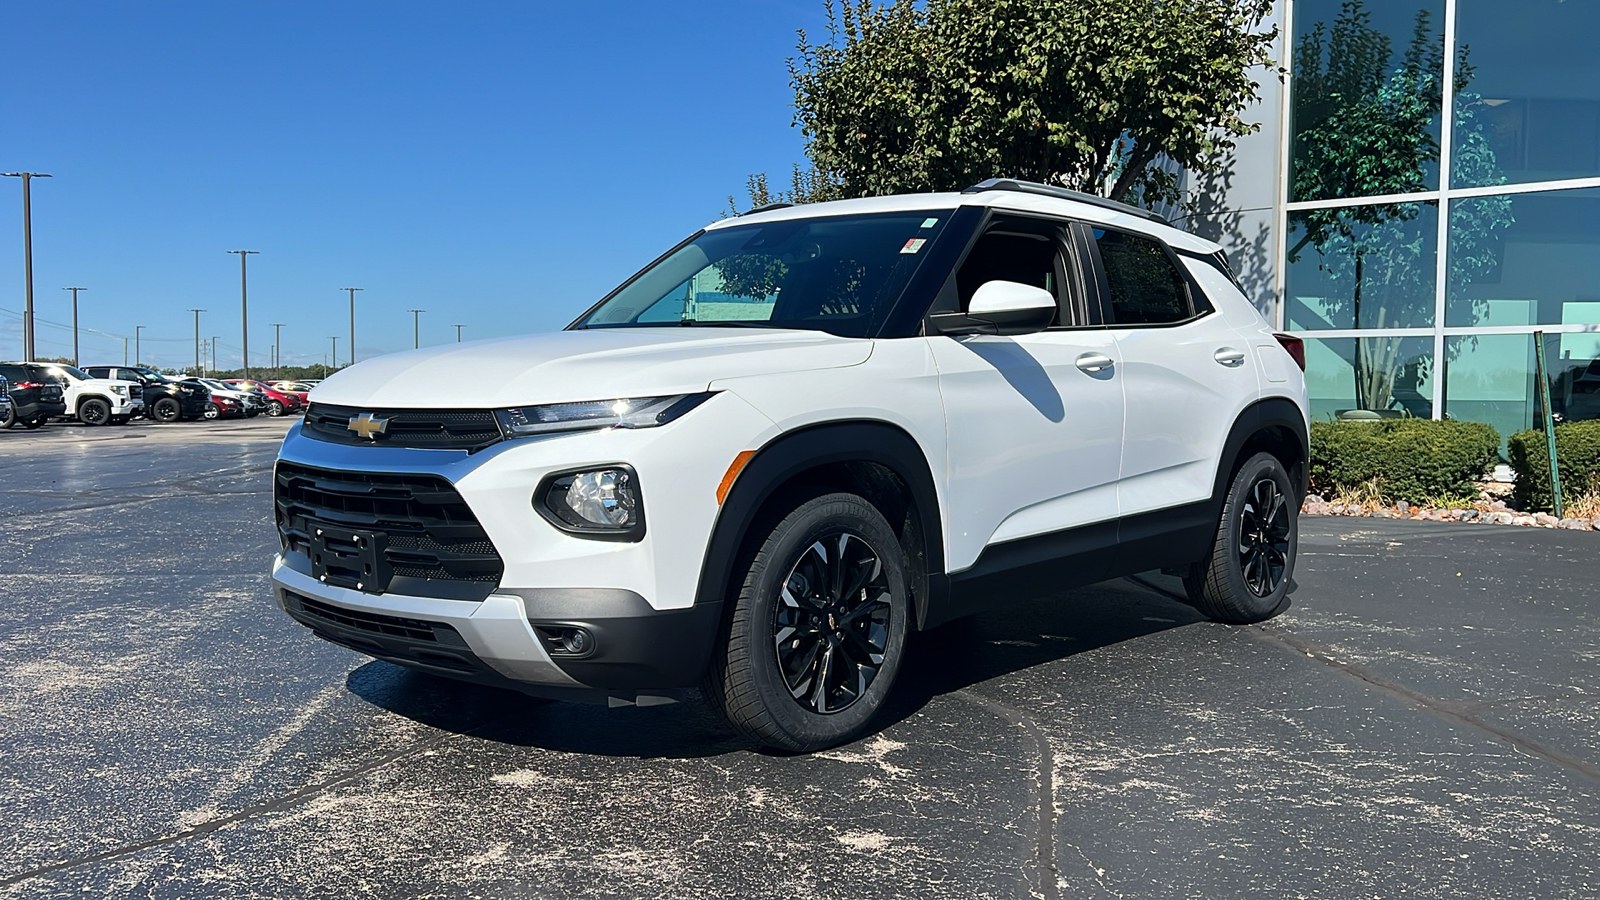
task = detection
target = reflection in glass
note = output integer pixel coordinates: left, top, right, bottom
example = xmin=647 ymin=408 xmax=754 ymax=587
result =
xmin=1286 ymin=201 xmax=1438 ymax=331
xmin=1444 ymin=333 xmax=1597 ymax=457
xmin=1447 ymin=188 xmax=1600 ymax=327
xmin=1289 ymin=0 xmax=1445 ymax=202
xmin=1303 ymin=337 xmax=1434 ymax=422
xmin=1453 ymin=0 xmax=1600 ymax=188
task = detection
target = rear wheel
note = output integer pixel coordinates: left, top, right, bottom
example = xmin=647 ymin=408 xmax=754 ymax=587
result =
xmin=152 ymin=397 xmax=181 ymax=423
xmin=708 ymin=492 xmax=910 ymax=753
xmin=24 ymin=417 xmax=44 ymax=429
xmin=1183 ymin=452 xmax=1297 ymax=624
xmin=78 ymin=398 xmax=111 ymax=426
xmin=0 ymin=405 xmax=15 ymax=429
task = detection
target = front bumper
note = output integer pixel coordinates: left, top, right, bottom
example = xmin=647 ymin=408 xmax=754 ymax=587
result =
xmin=271 ymin=554 xmax=722 ymax=703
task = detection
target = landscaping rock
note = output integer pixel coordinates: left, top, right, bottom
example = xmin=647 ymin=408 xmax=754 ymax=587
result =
xmin=1396 ymin=501 xmax=1410 ymax=515
xmin=1489 ymin=512 xmax=1515 ymax=525
xmin=1559 ymin=518 xmax=1589 ymax=530
xmin=1462 ymin=509 xmax=1480 ymax=521
xmin=1374 ymin=509 xmax=1393 ymax=518
xmin=1514 ymin=516 xmax=1536 ymax=526
xmin=1534 ymin=513 xmax=1559 ymax=527
xmin=1593 ymin=517 xmax=1600 ymax=531
xmin=1491 ymin=500 xmax=1509 ymax=511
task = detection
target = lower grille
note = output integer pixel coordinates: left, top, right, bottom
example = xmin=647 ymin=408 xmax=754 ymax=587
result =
xmin=294 ymin=594 xmax=446 ymax=643
xmin=275 ymin=461 xmax=504 ymax=598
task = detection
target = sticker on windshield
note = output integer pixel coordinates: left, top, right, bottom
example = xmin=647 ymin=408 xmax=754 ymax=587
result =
xmin=920 ymin=217 xmax=938 ymax=228
xmin=900 ymin=238 xmax=927 ymax=254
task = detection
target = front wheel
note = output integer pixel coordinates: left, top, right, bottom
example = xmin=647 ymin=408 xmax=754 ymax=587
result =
xmin=1183 ymin=452 xmax=1297 ymax=624
xmin=152 ymin=398 xmax=181 ymax=423
xmin=203 ymin=405 xmax=220 ymax=420
xmin=0 ymin=405 xmax=15 ymax=429
xmin=708 ymin=492 xmax=910 ymax=753
xmin=78 ymin=398 xmax=111 ymax=426
xmin=268 ymin=400 xmax=284 ymax=417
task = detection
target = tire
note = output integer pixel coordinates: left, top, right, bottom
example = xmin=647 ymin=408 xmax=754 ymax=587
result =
xmin=78 ymin=398 xmax=111 ymax=426
xmin=268 ymin=400 xmax=284 ymax=416
xmin=203 ymin=405 xmax=220 ymax=420
xmin=0 ymin=405 xmax=14 ymax=429
xmin=24 ymin=417 xmax=44 ymax=429
xmin=1183 ymin=452 xmax=1297 ymax=624
xmin=707 ymin=492 xmax=910 ymax=753
xmin=151 ymin=398 xmax=181 ymax=423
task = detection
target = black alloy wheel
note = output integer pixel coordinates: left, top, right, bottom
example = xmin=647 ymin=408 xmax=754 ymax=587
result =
xmin=152 ymin=398 xmax=181 ymax=423
xmin=1238 ymin=476 xmax=1291 ymax=597
xmin=78 ymin=398 xmax=111 ymax=426
xmin=1182 ymin=451 xmax=1297 ymax=624
xmin=774 ymin=532 xmax=895 ymax=715
xmin=709 ymin=491 xmax=910 ymax=753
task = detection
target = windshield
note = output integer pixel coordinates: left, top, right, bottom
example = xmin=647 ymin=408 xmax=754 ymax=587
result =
xmin=573 ymin=211 xmax=950 ymax=338
xmin=48 ymin=365 xmax=93 ymax=382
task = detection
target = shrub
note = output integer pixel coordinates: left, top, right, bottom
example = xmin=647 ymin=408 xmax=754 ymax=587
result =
xmin=1309 ymin=419 xmax=1500 ymax=505
xmin=1507 ymin=419 xmax=1600 ymax=512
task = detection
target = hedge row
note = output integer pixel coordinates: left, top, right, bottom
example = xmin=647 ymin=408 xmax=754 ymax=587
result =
xmin=1309 ymin=419 xmax=1500 ymax=505
xmin=1507 ymin=419 xmax=1600 ymax=512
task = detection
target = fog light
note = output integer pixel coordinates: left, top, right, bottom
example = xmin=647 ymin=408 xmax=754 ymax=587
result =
xmin=563 ymin=628 xmax=592 ymax=655
xmin=566 ymin=469 xmax=636 ymax=527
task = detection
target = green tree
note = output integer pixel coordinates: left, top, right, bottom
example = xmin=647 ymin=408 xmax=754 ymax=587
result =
xmin=740 ymin=0 xmax=1276 ymax=210
xmin=1288 ymin=0 xmax=1511 ymax=412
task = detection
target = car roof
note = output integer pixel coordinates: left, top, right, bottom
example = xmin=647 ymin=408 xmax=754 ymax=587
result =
xmin=704 ymin=184 xmax=1220 ymax=255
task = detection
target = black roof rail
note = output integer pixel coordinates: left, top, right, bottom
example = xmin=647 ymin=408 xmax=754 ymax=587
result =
xmin=961 ymin=178 xmax=1167 ymax=224
xmin=741 ymin=202 xmax=795 ymax=216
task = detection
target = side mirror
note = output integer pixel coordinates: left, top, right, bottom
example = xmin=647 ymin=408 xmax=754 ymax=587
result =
xmin=930 ymin=280 xmax=1057 ymax=336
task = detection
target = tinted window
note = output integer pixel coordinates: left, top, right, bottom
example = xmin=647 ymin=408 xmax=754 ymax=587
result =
xmin=1094 ymin=229 xmax=1193 ymax=325
xmin=956 ymin=231 xmax=1059 ymax=310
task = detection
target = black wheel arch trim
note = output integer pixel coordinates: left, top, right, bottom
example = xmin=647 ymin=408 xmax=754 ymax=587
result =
xmin=692 ymin=420 xmax=945 ymax=626
xmin=1210 ymin=396 xmax=1309 ymax=512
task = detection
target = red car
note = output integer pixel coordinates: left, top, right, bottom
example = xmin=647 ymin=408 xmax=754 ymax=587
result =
xmin=205 ymin=394 xmax=245 ymax=419
xmin=225 ymin=379 xmax=304 ymax=417
xmin=269 ymin=380 xmax=313 ymax=405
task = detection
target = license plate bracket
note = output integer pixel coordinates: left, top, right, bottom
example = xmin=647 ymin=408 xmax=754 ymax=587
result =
xmin=309 ymin=524 xmax=390 ymax=594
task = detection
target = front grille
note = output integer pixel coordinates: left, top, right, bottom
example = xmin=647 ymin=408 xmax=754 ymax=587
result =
xmin=129 ymin=385 xmax=144 ymax=401
xmin=274 ymin=461 xmax=504 ymax=596
xmin=303 ymin=403 xmax=503 ymax=451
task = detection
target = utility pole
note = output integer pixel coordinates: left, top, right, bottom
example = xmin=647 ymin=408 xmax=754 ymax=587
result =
xmin=329 ymin=335 xmax=338 ymax=370
xmin=228 ymin=250 xmax=259 ymax=378
xmin=123 ymin=337 xmax=129 ymax=365
xmin=3 ymin=172 xmax=51 ymax=360
xmin=211 ymin=335 xmax=220 ymax=377
xmin=271 ymin=322 xmax=285 ymax=379
xmin=135 ymin=325 xmax=145 ymax=366
xmin=188 ymin=309 xmax=205 ymax=374
xmin=341 ymin=287 xmax=362 ymax=364
xmin=407 ymin=309 xmax=425 ymax=349
xmin=64 ymin=287 xmax=87 ymax=365
xmin=453 ymin=323 xmax=464 ymax=342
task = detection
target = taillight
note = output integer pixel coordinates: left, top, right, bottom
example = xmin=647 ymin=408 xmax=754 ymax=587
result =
xmin=1273 ymin=333 xmax=1306 ymax=372
xmin=16 ymin=381 xmax=42 ymax=389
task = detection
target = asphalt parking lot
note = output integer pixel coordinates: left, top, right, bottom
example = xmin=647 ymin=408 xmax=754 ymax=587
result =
xmin=1 ymin=418 xmax=1597 ymax=899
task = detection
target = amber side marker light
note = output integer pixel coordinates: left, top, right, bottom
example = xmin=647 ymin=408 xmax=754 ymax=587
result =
xmin=717 ymin=450 xmax=756 ymax=505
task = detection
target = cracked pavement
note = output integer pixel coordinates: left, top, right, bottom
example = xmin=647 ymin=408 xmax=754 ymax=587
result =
xmin=1 ymin=418 xmax=1597 ymax=898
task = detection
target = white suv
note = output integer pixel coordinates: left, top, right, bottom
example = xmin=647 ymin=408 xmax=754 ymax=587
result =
xmin=28 ymin=362 xmax=144 ymax=425
xmin=270 ymin=179 xmax=1309 ymax=751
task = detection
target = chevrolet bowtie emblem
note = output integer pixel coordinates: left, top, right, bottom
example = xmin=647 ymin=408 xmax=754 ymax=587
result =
xmin=347 ymin=412 xmax=390 ymax=440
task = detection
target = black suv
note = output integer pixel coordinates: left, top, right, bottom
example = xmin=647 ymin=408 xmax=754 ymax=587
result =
xmin=84 ymin=365 xmax=209 ymax=423
xmin=0 ymin=363 xmax=68 ymax=429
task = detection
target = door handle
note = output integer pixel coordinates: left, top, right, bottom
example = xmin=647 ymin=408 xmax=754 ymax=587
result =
xmin=1075 ymin=353 xmax=1115 ymax=373
xmin=1214 ymin=347 xmax=1247 ymax=367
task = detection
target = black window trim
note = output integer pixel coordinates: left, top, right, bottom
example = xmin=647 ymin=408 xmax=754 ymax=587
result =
xmin=1077 ymin=222 xmax=1216 ymax=330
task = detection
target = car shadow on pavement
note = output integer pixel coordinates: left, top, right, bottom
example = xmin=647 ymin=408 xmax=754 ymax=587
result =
xmin=346 ymin=574 xmax=1210 ymax=759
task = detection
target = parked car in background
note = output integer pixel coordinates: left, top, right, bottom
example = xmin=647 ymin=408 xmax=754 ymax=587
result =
xmin=225 ymin=379 xmax=303 ymax=416
xmin=84 ymin=365 xmax=210 ymax=423
xmin=195 ymin=379 xmax=263 ymax=416
xmin=269 ymin=381 xmax=314 ymax=405
xmin=203 ymin=392 xmax=244 ymax=419
xmin=0 ymin=374 xmax=11 ymax=426
xmin=25 ymin=362 xmax=144 ymax=426
xmin=0 ymin=363 xmax=71 ymax=428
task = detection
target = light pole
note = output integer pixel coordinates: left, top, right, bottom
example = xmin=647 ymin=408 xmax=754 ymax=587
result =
xmin=228 ymin=250 xmax=259 ymax=378
xmin=329 ymin=335 xmax=339 ymax=371
xmin=123 ymin=337 xmax=129 ymax=365
xmin=210 ymin=335 xmax=220 ymax=377
xmin=3 ymin=172 xmax=51 ymax=360
xmin=188 ymin=309 xmax=205 ymax=374
xmin=407 ymin=309 xmax=425 ymax=349
xmin=271 ymin=323 xmax=286 ymax=379
xmin=341 ymin=287 xmax=362 ymax=364
xmin=453 ymin=323 xmax=464 ymax=342
xmin=135 ymin=325 xmax=145 ymax=366
xmin=64 ymin=287 xmax=87 ymax=365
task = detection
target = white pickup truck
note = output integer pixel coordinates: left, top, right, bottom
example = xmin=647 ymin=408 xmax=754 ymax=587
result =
xmin=30 ymin=362 xmax=144 ymax=426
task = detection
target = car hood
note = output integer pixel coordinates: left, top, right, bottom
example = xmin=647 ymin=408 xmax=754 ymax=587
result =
xmin=311 ymin=328 xmax=874 ymax=408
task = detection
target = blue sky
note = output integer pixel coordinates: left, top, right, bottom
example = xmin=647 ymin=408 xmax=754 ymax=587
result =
xmin=1 ymin=0 xmax=826 ymax=370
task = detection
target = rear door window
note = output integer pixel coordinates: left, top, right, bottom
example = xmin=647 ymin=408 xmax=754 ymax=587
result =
xmin=1091 ymin=228 xmax=1195 ymax=326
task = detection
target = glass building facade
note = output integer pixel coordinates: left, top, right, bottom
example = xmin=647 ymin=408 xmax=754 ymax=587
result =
xmin=1206 ymin=0 xmax=1600 ymax=453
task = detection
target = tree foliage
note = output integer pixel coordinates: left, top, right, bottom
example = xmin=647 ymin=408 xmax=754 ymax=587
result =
xmin=741 ymin=0 xmax=1276 ymax=209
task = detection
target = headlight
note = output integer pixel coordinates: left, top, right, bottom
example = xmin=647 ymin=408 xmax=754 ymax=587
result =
xmin=495 ymin=393 xmax=713 ymax=439
xmin=534 ymin=466 xmax=645 ymax=541
xmin=112 ymin=385 xmax=129 ymax=396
